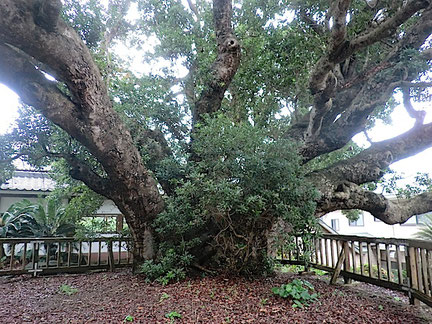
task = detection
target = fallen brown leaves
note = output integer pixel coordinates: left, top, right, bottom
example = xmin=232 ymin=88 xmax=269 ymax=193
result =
xmin=0 ymin=270 xmax=429 ymax=323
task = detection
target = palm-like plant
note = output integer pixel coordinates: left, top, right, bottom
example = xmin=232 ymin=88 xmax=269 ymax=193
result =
xmin=0 ymin=200 xmax=36 ymax=238
xmin=28 ymin=199 xmax=76 ymax=237
xmin=0 ymin=199 xmax=76 ymax=238
xmin=415 ymin=214 xmax=432 ymax=240
xmin=0 ymin=200 xmax=39 ymax=260
xmin=0 ymin=199 xmax=77 ymax=264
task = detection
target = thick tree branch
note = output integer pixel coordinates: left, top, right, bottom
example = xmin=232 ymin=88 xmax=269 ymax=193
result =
xmin=290 ymin=79 xmax=400 ymax=161
xmin=400 ymin=81 xmax=432 ymax=88
xmin=307 ymin=0 xmax=429 ymax=124
xmin=309 ymin=0 xmax=351 ymax=96
xmin=402 ymin=87 xmax=426 ymax=126
xmin=351 ymin=0 xmax=430 ymax=52
xmin=33 ymin=0 xmax=62 ymax=32
xmin=289 ymin=2 xmax=432 ymax=162
xmin=46 ymin=151 xmax=114 ymax=199
xmin=0 ymin=0 xmax=109 ymax=112
xmin=67 ymin=157 xmax=114 ymax=199
xmin=193 ymin=0 xmax=241 ymax=124
xmin=307 ymin=113 xmax=432 ymax=221
xmin=331 ymin=0 xmax=351 ymax=46
xmin=311 ymin=122 xmax=432 ymax=185
xmin=0 ymin=0 xmax=164 ymax=236
xmin=315 ymin=181 xmax=432 ymax=225
xmin=0 ymin=43 xmax=84 ymax=135
xmin=36 ymin=137 xmax=115 ymax=199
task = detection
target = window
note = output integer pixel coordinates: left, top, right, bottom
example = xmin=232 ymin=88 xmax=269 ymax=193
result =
xmin=401 ymin=213 xmax=430 ymax=226
xmin=330 ymin=219 xmax=339 ymax=231
xmin=349 ymin=213 xmax=364 ymax=226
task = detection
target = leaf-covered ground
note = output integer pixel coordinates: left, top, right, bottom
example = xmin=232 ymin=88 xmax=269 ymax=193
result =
xmin=0 ymin=269 xmax=430 ymax=323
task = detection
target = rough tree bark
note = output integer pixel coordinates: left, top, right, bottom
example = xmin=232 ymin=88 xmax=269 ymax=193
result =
xmin=292 ymin=1 xmax=432 ymax=225
xmin=0 ymin=0 xmax=163 ymax=272
xmin=192 ymin=0 xmax=241 ymax=126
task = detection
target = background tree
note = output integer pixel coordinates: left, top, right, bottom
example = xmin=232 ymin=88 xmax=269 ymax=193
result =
xmin=1 ymin=0 xmax=432 ymax=275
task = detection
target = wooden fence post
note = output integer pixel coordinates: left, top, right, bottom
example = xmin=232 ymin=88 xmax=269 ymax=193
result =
xmin=407 ymin=246 xmax=420 ymax=305
xmin=116 ymin=215 xmax=124 ymax=233
xmin=330 ymin=241 xmax=347 ymax=285
xmin=0 ymin=242 xmax=4 ymax=260
xmin=28 ymin=241 xmax=42 ymax=277
xmin=108 ymin=240 xmax=115 ymax=272
xmin=343 ymin=241 xmax=352 ymax=284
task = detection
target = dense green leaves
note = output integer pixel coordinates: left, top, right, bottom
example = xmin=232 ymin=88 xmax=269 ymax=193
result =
xmin=152 ymin=115 xmax=318 ymax=277
xmin=272 ymin=279 xmax=319 ymax=308
xmin=0 ymin=201 xmax=36 ymax=238
xmin=0 ymin=199 xmax=76 ymax=238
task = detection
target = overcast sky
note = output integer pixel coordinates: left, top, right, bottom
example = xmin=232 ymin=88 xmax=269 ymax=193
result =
xmin=0 ymin=84 xmax=19 ymax=134
xmin=352 ymin=94 xmax=432 ymax=181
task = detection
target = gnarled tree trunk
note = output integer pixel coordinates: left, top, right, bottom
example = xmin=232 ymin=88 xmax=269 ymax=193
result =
xmin=0 ymin=0 xmax=164 ymax=272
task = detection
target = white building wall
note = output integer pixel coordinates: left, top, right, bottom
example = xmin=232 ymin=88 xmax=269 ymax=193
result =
xmin=0 ymin=191 xmax=121 ymax=216
xmin=0 ymin=192 xmax=49 ymax=213
xmin=95 ymin=200 xmax=121 ymax=215
xmin=321 ymin=210 xmax=422 ymax=239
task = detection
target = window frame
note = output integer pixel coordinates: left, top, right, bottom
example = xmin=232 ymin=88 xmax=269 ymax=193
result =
xmin=348 ymin=213 xmax=365 ymax=227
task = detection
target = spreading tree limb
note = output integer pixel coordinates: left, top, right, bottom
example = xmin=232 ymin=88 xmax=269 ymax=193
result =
xmin=288 ymin=1 xmax=432 ymax=161
xmin=314 ymin=181 xmax=432 ymax=225
xmin=192 ymin=0 xmax=241 ymax=124
xmin=0 ymin=0 xmax=165 ymax=266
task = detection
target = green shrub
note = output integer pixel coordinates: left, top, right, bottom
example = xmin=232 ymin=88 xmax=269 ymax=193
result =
xmin=312 ymin=268 xmax=327 ymax=276
xmin=275 ymin=264 xmax=305 ymax=273
xmin=151 ymin=115 xmax=318 ymax=277
xmin=165 ymin=311 xmax=182 ymax=323
xmin=415 ymin=213 xmax=432 ymax=240
xmin=272 ymin=279 xmax=318 ymax=308
xmin=140 ymin=248 xmax=192 ymax=285
xmin=59 ymin=284 xmax=78 ymax=296
xmin=356 ymin=264 xmax=404 ymax=282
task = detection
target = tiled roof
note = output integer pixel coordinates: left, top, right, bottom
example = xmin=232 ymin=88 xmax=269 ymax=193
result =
xmin=0 ymin=170 xmax=56 ymax=192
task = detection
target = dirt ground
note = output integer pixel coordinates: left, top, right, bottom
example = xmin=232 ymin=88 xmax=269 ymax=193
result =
xmin=0 ymin=269 xmax=430 ymax=323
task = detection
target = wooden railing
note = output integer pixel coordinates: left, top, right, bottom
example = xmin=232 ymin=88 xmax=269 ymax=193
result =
xmin=0 ymin=237 xmax=133 ymax=276
xmin=2 ymin=234 xmax=431 ymax=306
xmin=278 ymin=234 xmax=432 ymax=307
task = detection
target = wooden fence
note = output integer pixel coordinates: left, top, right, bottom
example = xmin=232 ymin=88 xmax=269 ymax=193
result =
xmin=2 ymin=234 xmax=431 ymax=306
xmin=0 ymin=237 xmax=133 ymax=276
xmin=278 ymin=234 xmax=432 ymax=307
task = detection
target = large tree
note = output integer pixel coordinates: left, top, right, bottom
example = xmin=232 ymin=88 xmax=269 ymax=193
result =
xmin=1 ymin=0 xmax=432 ymax=275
